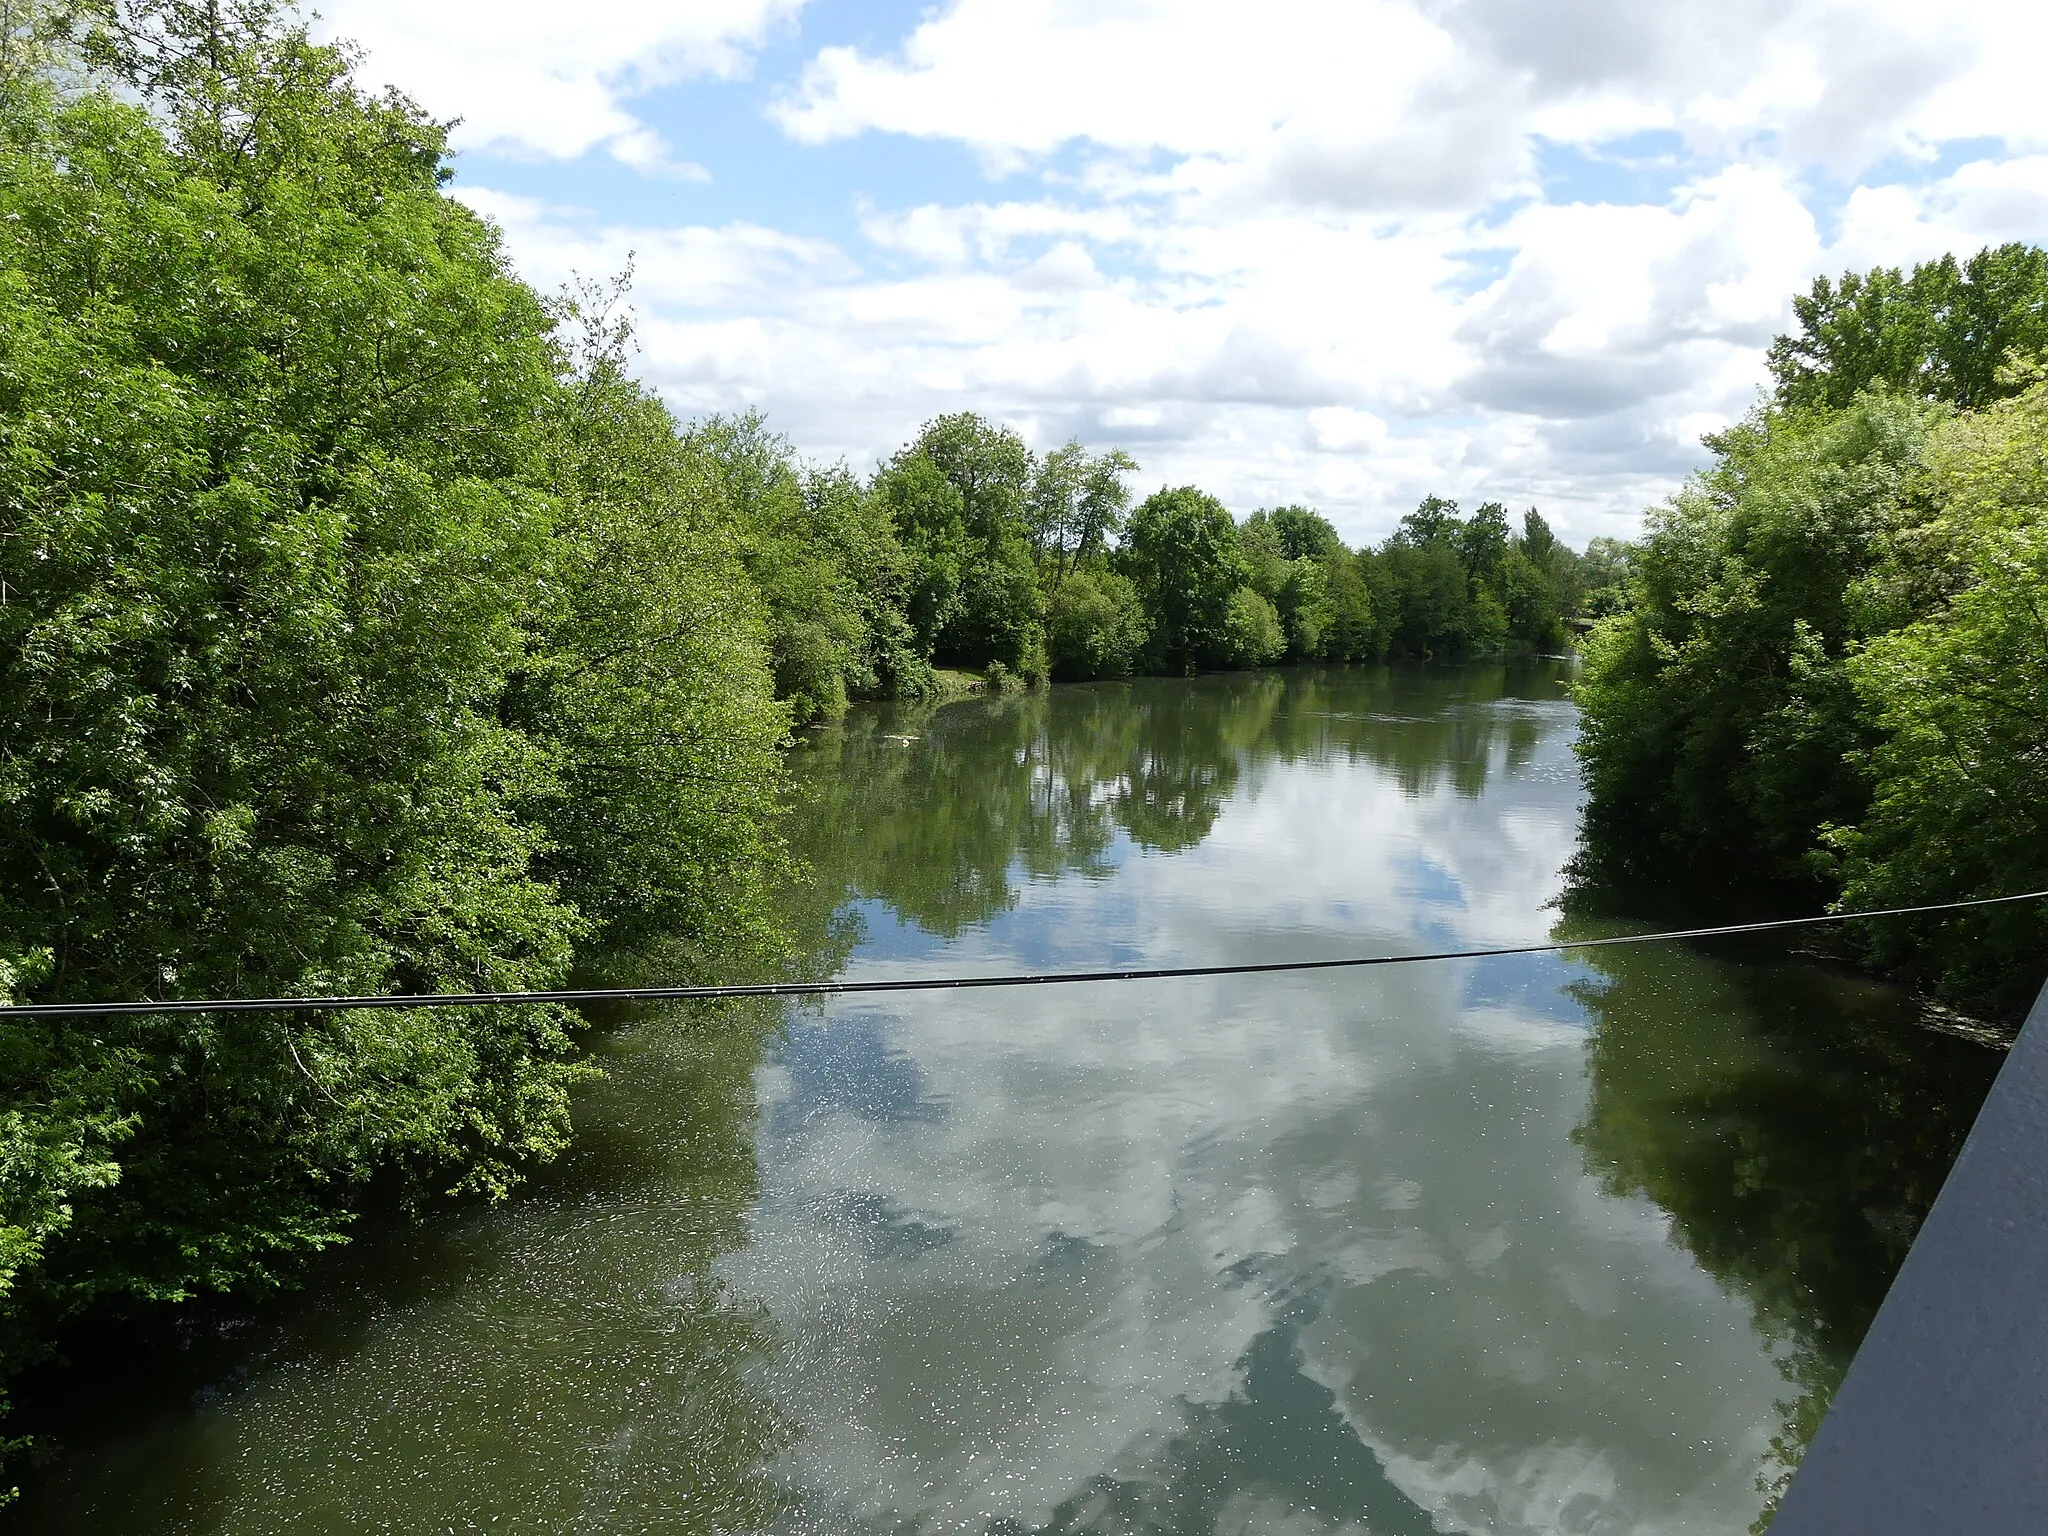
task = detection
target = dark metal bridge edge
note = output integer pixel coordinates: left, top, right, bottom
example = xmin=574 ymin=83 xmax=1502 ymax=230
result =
xmin=1769 ymin=978 xmax=2048 ymax=1533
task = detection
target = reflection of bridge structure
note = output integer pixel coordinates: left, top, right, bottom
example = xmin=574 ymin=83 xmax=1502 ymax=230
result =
xmin=1771 ymin=982 xmax=2048 ymax=1532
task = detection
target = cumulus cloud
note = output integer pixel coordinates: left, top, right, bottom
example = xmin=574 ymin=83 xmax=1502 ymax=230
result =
xmin=322 ymin=0 xmax=804 ymax=166
xmin=772 ymin=0 xmax=2012 ymax=200
xmin=1452 ymin=167 xmax=1818 ymax=419
xmin=358 ymin=0 xmax=2048 ymax=542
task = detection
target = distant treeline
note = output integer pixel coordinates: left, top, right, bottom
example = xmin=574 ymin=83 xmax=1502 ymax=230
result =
xmin=1575 ymin=241 xmax=2048 ymax=1016
xmin=734 ymin=412 xmax=1627 ymax=716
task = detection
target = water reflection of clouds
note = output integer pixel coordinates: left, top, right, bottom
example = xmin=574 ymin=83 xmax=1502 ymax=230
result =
xmin=736 ymin=671 xmax=1781 ymax=1535
xmin=1396 ymin=851 xmax=1467 ymax=911
xmin=772 ymin=1012 xmax=947 ymax=1133
xmin=1462 ymin=952 xmax=1599 ymax=1028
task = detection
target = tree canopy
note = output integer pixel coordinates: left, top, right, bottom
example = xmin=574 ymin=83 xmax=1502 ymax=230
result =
xmin=1578 ymin=243 xmax=2048 ymax=1015
xmin=0 ymin=0 xmax=1615 ymax=1472
xmin=1768 ymin=243 xmax=2048 ymax=411
xmin=0 ymin=0 xmax=796 ymax=1463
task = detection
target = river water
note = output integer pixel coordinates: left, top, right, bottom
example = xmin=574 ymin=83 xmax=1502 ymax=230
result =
xmin=12 ymin=664 xmax=2001 ymax=1534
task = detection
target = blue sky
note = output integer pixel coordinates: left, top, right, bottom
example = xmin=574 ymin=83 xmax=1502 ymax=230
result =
xmin=321 ymin=0 xmax=2048 ymax=545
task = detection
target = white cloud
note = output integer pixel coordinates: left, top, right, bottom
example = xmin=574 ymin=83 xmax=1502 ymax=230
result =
xmin=321 ymin=0 xmax=803 ymax=167
xmin=772 ymin=0 xmax=2017 ymax=200
xmin=1308 ymin=408 xmax=1390 ymax=454
xmin=398 ymin=0 xmax=2048 ymax=543
xmin=452 ymin=188 xmax=855 ymax=309
xmin=1833 ymin=158 xmax=2048 ymax=274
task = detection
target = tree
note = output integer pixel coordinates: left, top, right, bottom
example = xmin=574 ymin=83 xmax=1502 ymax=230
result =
xmin=910 ymin=412 xmax=1033 ymax=545
xmin=895 ymin=413 xmax=1045 ymax=674
xmin=528 ymin=319 xmax=790 ymax=956
xmin=1573 ymin=393 xmax=1946 ymax=880
xmin=1118 ymin=487 xmax=1245 ymax=673
xmin=1221 ymin=587 xmax=1287 ymax=667
xmin=1458 ymin=501 xmax=1511 ymax=584
xmin=1270 ymin=505 xmax=1344 ymax=562
xmin=1274 ymin=556 xmax=1330 ymax=658
xmin=872 ymin=451 xmax=968 ymax=657
xmin=0 ymin=0 xmax=793 ymax=1446
xmin=0 ymin=0 xmax=589 ymax=1395
xmin=1028 ymin=441 xmax=1137 ymax=591
xmin=1577 ymin=537 xmax=1634 ymax=617
xmin=1045 ymin=569 xmax=1148 ymax=680
xmin=1382 ymin=540 xmax=1475 ymax=657
xmin=1827 ymin=379 xmax=2048 ymax=1012
xmin=1322 ymin=549 xmax=1382 ymax=661
xmin=1393 ymin=494 xmax=1461 ymax=547
xmin=684 ymin=411 xmax=918 ymax=722
xmin=1769 ymin=243 xmax=2048 ymax=411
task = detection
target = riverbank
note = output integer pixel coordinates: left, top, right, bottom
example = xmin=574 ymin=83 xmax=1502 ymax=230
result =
xmin=8 ymin=662 xmax=2001 ymax=1535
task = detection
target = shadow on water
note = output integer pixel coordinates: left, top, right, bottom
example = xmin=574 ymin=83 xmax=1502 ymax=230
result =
xmin=1562 ymin=934 xmax=2002 ymax=1526
xmin=9 ymin=1004 xmax=798 ymax=1534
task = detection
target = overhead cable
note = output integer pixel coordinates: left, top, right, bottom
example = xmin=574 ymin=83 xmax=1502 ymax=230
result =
xmin=2 ymin=889 xmax=2043 ymax=1021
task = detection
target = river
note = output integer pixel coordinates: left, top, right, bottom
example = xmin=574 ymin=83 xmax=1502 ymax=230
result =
xmin=10 ymin=663 xmax=2001 ymax=1534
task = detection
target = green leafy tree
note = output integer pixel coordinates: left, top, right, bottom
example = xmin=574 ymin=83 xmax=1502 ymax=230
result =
xmin=525 ymin=312 xmax=791 ymax=958
xmin=1241 ymin=508 xmax=1353 ymax=660
xmin=1382 ymin=539 xmax=1477 ymax=657
xmin=804 ymin=460 xmax=934 ymax=702
xmin=1394 ymin=494 xmax=1462 ymax=546
xmin=1221 ymin=586 xmax=1287 ymax=667
xmin=1769 ymin=243 xmax=2048 ymax=411
xmin=1322 ymin=548 xmax=1384 ymax=661
xmin=871 ymin=450 xmax=968 ymax=657
xmin=1573 ymin=393 xmax=1944 ymax=880
xmin=1270 ymin=505 xmax=1344 ymax=562
xmin=0 ymin=0 xmax=792 ymax=1452
xmin=0 ymin=0 xmax=588 ymax=1397
xmin=1500 ymin=546 xmax=1563 ymax=649
xmin=1274 ymin=556 xmax=1330 ymax=658
xmin=1028 ymin=441 xmax=1137 ymax=591
xmin=684 ymin=410 xmax=918 ymax=722
xmin=1576 ymin=536 xmax=1635 ymax=618
xmin=1237 ymin=510 xmax=1290 ymax=601
xmin=1826 ymin=380 xmax=2048 ymax=1011
xmin=1045 ymin=569 xmax=1149 ymax=681
xmin=894 ymin=413 xmax=1045 ymax=674
xmin=1118 ymin=487 xmax=1246 ymax=673
xmin=1458 ymin=501 xmax=1511 ymax=584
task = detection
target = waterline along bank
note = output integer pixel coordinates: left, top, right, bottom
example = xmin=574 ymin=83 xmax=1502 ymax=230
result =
xmin=10 ymin=665 xmax=2003 ymax=1534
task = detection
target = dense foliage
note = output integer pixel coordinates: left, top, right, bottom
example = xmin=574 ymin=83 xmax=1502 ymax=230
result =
xmin=1576 ymin=244 xmax=2048 ymax=1014
xmin=0 ymin=0 xmax=1613 ymax=1474
xmin=1768 ymin=243 xmax=2048 ymax=412
xmin=860 ymin=423 xmax=1603 ymax=689
xmin=0 ymin=0 xmax=798 ymax=1467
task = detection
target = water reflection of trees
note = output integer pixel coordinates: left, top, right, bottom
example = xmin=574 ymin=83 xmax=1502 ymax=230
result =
xmin=1016 ymin=1287 xmax=1438 ymax=1536
xmin=791 ymin=663 xmax=1571 ymax=937
xmin=19 ymin=1005 xmax=797 ymax=1534
xmin=1564 ymin=940 xmax=2000 ymax=1526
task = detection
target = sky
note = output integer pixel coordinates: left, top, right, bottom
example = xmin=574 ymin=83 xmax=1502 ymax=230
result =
xmin=315 ymin=0 xmax=2048 ymax=547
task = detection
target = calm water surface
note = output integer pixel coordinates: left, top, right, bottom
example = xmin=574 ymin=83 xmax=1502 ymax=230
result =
xmin=13 ymin=665 xmax=2001 ymax=1534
